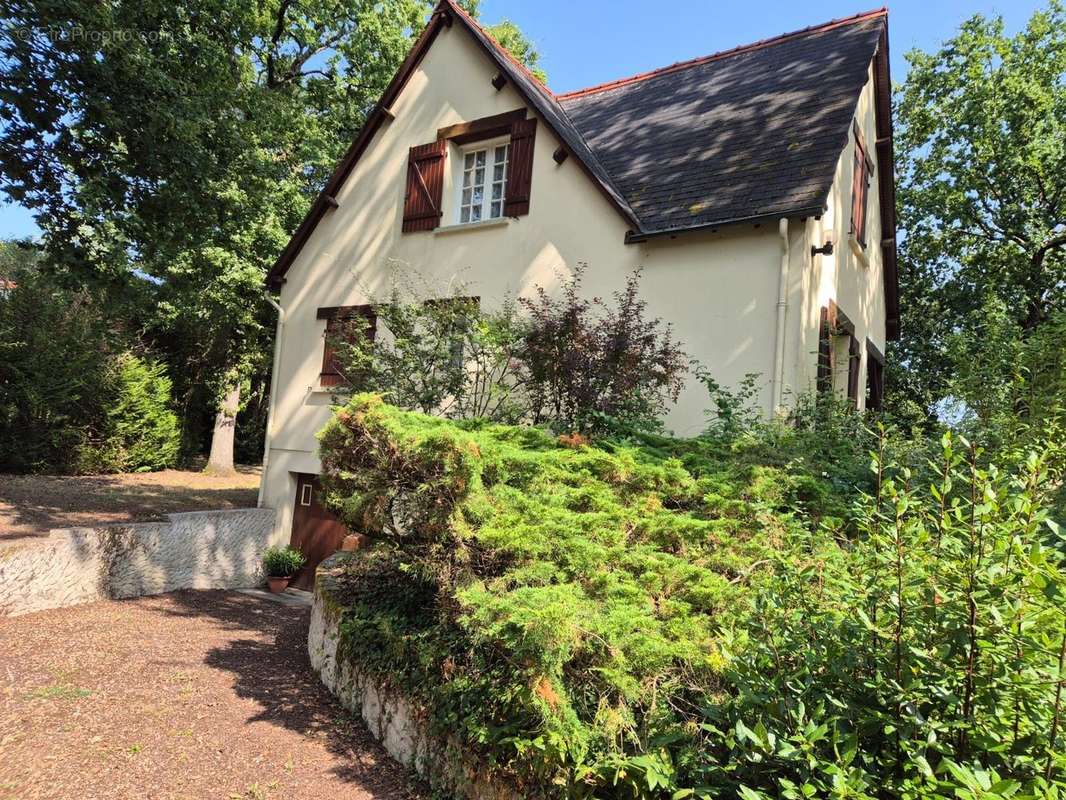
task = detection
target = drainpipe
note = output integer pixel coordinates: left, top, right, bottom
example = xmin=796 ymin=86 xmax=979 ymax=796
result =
xmin=257 ymin=292 xmax=285 ymax=508
xmin=772 ymin=218 xmax=790 ymax=415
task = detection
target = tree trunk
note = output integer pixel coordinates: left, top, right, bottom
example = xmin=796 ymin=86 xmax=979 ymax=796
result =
xmin=205 ymin=383 xmax=240 ymax=475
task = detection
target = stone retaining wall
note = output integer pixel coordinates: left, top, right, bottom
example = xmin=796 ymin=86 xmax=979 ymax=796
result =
xmin=0 ymin=507 xmax=279 ymax=617
xmin=308 ymin=553 xmax=516 ymax=800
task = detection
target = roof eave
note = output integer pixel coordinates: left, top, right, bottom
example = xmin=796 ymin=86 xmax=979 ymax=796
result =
xmin=871 ymin=20 xmax=900 ymax=341
xmin=624 ymin=207 xmax=824 ymax=243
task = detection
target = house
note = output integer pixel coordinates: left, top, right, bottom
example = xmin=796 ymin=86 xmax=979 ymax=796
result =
xmin=258 ymin=0 xmax=899 ymax=581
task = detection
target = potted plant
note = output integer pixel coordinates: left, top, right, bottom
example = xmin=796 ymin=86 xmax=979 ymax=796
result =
xmin=262 ymin=546 xmax=307 ymax=593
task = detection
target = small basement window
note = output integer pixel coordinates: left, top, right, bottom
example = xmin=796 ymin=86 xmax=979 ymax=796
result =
xmin=457 ymin=139 xmax=509 ymax=224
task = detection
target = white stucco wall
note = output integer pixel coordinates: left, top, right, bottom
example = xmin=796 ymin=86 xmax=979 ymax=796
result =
xmin=261 ymin=22 xmax=889 ymax=536
xmin=783 ymin=63 xmax=887 ymax=408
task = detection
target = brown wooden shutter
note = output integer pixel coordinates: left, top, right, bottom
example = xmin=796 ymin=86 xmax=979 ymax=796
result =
xmin=817 ymin=306 xmax=832 ymax=394
xmin=319 ymin=306 xmax=376 ymax=387
xmin=402 ymin=140 xmax=447 ymax=232
xmin=504 ymin=118 xmax=537 ymax=217
xmin=866 ymin=340 xmax=885 ymax=411
xmin=850 ymin=127 xmax=871 ymax=247
xmin=847 ymin=335 xmax=862 ymax=404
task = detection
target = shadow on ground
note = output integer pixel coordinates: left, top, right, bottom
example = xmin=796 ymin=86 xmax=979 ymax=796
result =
xmin=161 ymin=590 xmax=426 ymax=795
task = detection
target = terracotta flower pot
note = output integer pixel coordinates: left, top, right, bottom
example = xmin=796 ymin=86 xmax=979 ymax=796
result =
xmin=267 ymin=575 xmax=291 ymax=594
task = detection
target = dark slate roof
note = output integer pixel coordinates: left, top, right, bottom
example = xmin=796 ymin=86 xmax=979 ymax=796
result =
xmin=556 ymin=12 xmax=886 ymax=235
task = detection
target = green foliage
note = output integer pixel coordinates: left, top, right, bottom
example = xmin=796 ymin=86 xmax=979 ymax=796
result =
xmin=458 ymin=0 xmax=548 ymax=82
xmin=483 ymin=19 xmax=548 ymax=83
xmin=891 ymin=2 xmax=1066 ymax=423
xmin=101 ymin=354 xmax=181 ymax=473
xmin=0 ymin=264 xmax=114 ymax=472
xmin=0 ymin=0 xmax=544 ymax=465
xmin=0 ymin=258 xmax=179 ymax=473
xmin=261 ymin=545 xmax=306 ymax=578
xmin=331 ymin=269 xmax=689 ymax=436
xmin=318 ymin=395 xmax=865 ymax=796
xmin=330 ymin=289 xmax=531 ymax=423
xmin=708 ymin=430 xmax=1066 ymax=798
xmin=693 ymin=366 xmax=764 ymax=441
xmin=934 ymin=298 xmax=1066 ymax=467
xmin=319 ymin=398 xmax=1066 ymax=797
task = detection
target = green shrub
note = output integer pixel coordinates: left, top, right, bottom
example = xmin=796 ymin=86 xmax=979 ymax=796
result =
xmin=100 ymin=354 xmax=181 ymax=472
xmin=709 ymin=430 xmax=1066 ymax=798
xmin=0 ymin=263 xmax=181 ymax=474
xmin=328 ymin=268 xmax=688 ymax=436
xmin=0 ymin=269 xmax=114 ymax=472
xmin=317 ymin=395 xmax=854 ymax=796
xmin=261 ymin=546 xmax=306 ymax=578
xmin=318 ymin=397 xmax=1066 ymax=798
xmin=329 ymin=290 xmax=531 ymax=423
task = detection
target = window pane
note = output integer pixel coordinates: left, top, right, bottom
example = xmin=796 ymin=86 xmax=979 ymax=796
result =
xmin=472 ymin=186 xmax=483 ymax=205
xmin=471 ymin=205 xmax=482 ymax=222
xmin=493 ymin=163 xmax=505 ymax=182
xmin=475 ymin=150 xmax=486 ymax=166
xmin=461 ymin=188 xmax=472 ymax=204
xmin=491 ymin=183 xmax=502 ymax=200
xmin=460 ymin=207 xmax=470 ymax=223
xmin=490 ymin=200 xmax=502 ymax=218
xmin=464 ymin=152 xmax=474 ymax=169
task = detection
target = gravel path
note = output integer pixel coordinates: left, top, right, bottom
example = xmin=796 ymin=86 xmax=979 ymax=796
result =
xmin=0 ymin=591 xmax=427 ymax=800
xmin=0 ymin=468 xmax=261 ymax=539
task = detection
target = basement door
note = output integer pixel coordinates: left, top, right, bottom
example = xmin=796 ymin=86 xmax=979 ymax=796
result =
xmin=288 ymin=474 xmax=349 ymax=590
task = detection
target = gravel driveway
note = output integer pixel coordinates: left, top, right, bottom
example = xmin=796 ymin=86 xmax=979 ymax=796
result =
xmin=0 ymin=591 xmax=427 ymax=800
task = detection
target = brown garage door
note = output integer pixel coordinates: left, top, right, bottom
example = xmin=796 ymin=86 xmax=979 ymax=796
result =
xmin=288 ymin=474 xmax=349 ymax=590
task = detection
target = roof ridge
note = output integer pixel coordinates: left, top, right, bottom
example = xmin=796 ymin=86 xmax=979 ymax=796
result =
xmin=556 ymin=7 xmax=887 ymax=101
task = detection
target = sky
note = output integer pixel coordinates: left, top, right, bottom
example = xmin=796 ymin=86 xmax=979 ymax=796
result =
xmin=0 ymin=0 xmax=1048 ymax=241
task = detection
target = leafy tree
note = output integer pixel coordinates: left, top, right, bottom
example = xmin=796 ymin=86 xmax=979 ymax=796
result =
xmin=0 ymin=263 xmax=114 ymax=472
xmin=458 ymin=0 xmax=547 ymax=83
xmin=0 ymin=0 xmax=545 ymax=472
xmin=892 ymin=2 xmax=1066 ymax=423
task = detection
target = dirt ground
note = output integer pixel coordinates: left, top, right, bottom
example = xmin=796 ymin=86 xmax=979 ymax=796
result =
xmin=0 ymin=467 xmax=262 ymax=539
xmin=0 ymin=590 xmax=427 ymax=800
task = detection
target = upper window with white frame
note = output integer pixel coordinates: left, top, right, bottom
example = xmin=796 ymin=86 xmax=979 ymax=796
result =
xmin=457 ymin=138 xmax=509 ymax=224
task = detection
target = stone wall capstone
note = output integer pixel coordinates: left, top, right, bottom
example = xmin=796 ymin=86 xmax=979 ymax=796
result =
xmin=0 ymin=507 xmax=279 ymax=617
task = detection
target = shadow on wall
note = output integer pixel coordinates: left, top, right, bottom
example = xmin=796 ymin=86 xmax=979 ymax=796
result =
xmin=0 ymin=507 xmax=279 ymax=617
xmin=155 ymin=589 xmax=423 ymax=796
